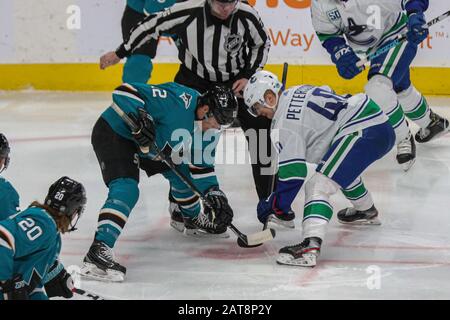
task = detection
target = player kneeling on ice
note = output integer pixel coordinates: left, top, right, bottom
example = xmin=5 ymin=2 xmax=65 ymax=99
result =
xmin=243 ymin=71 xmax=395 ymax=267
xmin=0 ymin=177 xmax=86 ymax=299
xmin=81 ymin=83 xmax=238 ymax=282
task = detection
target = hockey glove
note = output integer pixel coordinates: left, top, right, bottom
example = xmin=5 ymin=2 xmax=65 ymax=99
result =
xmin=129 ymin=108 xmax=156 ymax=150
xmin=407 ymin=12 xmax=429 ymax=46
xmin=331 ymin=44 xmax=362 ymax=80
xmin=44 ymin=267 xmax=74 ymax=299
xmin=0 ymin=274 xmax=29 ymax=300
xmin=257 ymin=193 xmax=294 ymax=224
xmin=204 ymin=187 xmax=233 ymax=227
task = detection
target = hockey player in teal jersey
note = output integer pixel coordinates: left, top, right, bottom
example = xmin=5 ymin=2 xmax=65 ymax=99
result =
xmin=0 ymin=176 xmax=86 ymax=300
xmin=122 ymin=0 xmax=177 ymax=83
xmin=0 ymin=134 xmax=20 ymax=221
xmin=244 ymin=71 xmax=395 ymax=267
xmin=0 ymin=135 xmax=75 ymax=300
xmin=80 ymin=82 xmax=238 ymax=282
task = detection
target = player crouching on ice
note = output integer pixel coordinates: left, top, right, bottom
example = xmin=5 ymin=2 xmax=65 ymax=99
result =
xmin=0 ymin=177 xmax=86 ymax=299
xmin=243 ymin=71 xmax=395 ymax=267
xmin=0 ymin=133 xmax=20 ymax=221
xmin=81 ymin=83 xmax=238 ymax=282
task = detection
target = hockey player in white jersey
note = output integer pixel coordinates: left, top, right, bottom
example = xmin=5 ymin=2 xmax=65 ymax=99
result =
xmin=311 ymin=0 xmax=448 ymax=171
xmin=243 ymin=71 xmax=395 ymax=267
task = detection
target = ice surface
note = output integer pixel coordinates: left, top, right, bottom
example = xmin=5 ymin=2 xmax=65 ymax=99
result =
xmin=1 ymin=91 xmax=450 ymax=299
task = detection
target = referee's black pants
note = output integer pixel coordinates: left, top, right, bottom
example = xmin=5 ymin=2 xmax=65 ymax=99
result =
xmin=175 ymin=65 xmax=275 ymax=200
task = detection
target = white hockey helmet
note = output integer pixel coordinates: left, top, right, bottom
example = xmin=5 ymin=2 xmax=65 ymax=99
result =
xmin=243 ymin=71 xmax=282 ymax=117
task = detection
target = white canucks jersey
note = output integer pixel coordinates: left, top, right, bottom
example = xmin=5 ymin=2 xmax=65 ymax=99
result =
xmin=311 ymin=0 xmax=409 ymax=54
xmin=271 ymin=86 xmax=388 ymax=166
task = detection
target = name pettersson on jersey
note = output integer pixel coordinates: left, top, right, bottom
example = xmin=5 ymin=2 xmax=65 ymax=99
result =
xmin=178 ymin=304 xmax=272 ymax=317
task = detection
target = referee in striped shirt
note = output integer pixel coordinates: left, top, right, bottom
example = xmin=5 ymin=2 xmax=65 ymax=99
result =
xmin=100 ymin=0 xmax=274 ymax=202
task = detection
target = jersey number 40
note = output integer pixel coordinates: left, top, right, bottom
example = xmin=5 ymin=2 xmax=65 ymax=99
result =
xmin=307 ymin=88 xmax=348 ymax=121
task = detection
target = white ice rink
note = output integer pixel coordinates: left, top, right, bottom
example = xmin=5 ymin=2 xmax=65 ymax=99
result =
xmin=1 ymin=91 xmax=450 ymax=300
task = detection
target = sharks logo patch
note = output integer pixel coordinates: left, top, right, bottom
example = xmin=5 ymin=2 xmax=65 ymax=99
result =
xmin=179 ymin=93 xmax=192 ymax=109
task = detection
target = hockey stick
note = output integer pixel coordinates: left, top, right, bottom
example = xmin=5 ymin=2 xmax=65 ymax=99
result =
xmin=111 ymin=103 xmax=150 ymax=154
xmin=111 ymin=103 xmax=276 ymax=248
xmin=280 ymin=62 xmax=289 ymax=91
xmin=236 ymin=63 xmax=289 ymax=246
xmin=357 ymin=10 xmax=450 ymax=67
xmin=265 ymin=62 xmax=288 ymax=198
xmin=154 ymin=148 xmax=275 ymax=248
xmin=73 ymin=287 xmax=106 ymax=300
xmin=260 ymin=62 xmax=290 ymax=232
xmin=236 ymin=64 xmax=289 ymax=247
xmin=268 ymin=63 xmax=289 ymax=195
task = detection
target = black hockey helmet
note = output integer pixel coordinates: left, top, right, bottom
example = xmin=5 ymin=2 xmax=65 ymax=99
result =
xmin=45 ymin=176 xmax=87 ymax=231
xmin=198 ymin=85 xmax=238 ymax=127
xmin=0 ymin=133 xmax=10 ymax=173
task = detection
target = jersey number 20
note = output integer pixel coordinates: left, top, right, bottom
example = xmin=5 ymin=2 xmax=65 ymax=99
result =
xmin=18 ymin=218 xmax=43 ymax=241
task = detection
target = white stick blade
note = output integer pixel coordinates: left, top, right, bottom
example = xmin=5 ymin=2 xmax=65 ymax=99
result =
xmin=245 ymin=229 xmax=274 ymax=246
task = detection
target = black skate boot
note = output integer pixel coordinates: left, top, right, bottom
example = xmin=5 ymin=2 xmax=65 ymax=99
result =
xmin=415 ymin=111 xmax=449 ymax=143
xmin=80 ymin=240 xmax=126 ymax=282
xmin=277 ymin=237 xmax=322 ymax=267
xmin=183 ymin=212 xmax=229 ymax=239
xmin=169 ymin=201 xmax=185 ymax=233
xmin=396 ymin=132 xmax=416 ymax=171
xmin=337 ymin=205 xmax=381 ymax=225
xmin=266 ymin=209 xmax=295 ymax=229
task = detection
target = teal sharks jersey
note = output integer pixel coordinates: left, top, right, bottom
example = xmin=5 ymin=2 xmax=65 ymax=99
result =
xmin=127 ymin=0 xmax=176 ymax=15
xmin=0 ymin=207 xmax=61 ymax=300
xmin=0 ymin=177 xmax=20 ymax=221
xmin=102 ymin=82 xmax=220 ymax=191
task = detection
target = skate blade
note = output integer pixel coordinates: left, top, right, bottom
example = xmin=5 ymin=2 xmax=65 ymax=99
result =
xmin=401 ymin=158 xmax=416 ymax=172
xmin=426 ymin=126 xmax=450 ymax=142
xmin=267 ymin=216 xmax=295 ymax=229
xmin=183 ymin=228 xmax=230 ymax=239
xmin=79 ymin=263 xmax=125 ymax=282
xmin=338 ymin=217 xmax=381 ymax=225
xmin=276 ymin=253 xmax=317 ymax=267
xmin=170 ymin=220 xmax=185 ymax=233
xmin=416 ymin=124 xmax=450 ymax=143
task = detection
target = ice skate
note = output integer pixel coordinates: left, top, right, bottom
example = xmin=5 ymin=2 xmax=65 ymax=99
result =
xmin=183 ymin=211 xmax=230 ymax=239
xmin=415 ymin=111 xmax=449 ymax=143
xmin=169 ymin=201 xmax=185 ymax=233
xmin=277 ymin=237 xmax=322 ymax=267
xmin=396 ymin=132 xmax=416 ymax=171
xmin=266 ymin=210 xmax=295 ymax=229
xmin=80 ymin=240 xmax=126 ymax=282
xmin=337 ymin=205 xmax=381 ymax=225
